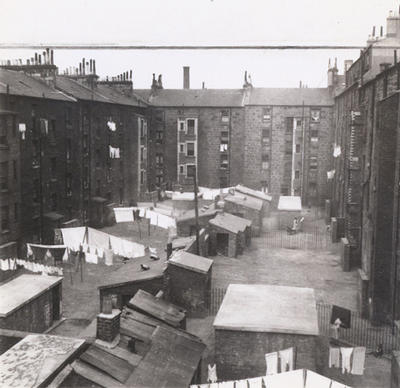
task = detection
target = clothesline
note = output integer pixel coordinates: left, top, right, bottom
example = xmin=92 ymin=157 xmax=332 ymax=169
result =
xmin=0 ymin=258 xmax=63 ymax=276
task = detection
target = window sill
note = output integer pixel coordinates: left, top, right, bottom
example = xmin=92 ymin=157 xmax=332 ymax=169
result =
xmin=1 ymin=229 xmax=10 ymax=235
xmin=0 ymin=144 xmax=9 ymax=150
xmin=0 ymin=189 xmax=9 ymax=194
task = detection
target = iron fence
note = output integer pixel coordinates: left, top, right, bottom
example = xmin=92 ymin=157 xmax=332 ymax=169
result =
xmin=207 ymin=288 xmax=400 ymax=354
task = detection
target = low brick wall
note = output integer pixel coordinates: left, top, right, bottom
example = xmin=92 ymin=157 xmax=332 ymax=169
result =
xmin=215 ymin=329 xmax=317 ymax=381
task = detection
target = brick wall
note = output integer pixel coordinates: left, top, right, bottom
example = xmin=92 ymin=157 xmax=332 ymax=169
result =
xmin=215 ymin=329 xmax=317 ymax=381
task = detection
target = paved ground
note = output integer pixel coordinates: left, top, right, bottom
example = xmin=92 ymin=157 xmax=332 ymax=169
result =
xmin=51 ymin=210 xmax=391 ymax=387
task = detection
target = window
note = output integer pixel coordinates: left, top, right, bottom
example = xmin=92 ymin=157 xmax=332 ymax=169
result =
xmin=50 ymin=119 xmax=56 ymax=142
xmin=95 ymin=149 xmax=101 ymax=167
xmin=66 ymin=138 xmax=72 ymax=160
xmin=187 ymin=119 xmax=195 ymax=135
xmin=286 ymin=117 xmax=294 ymax=133
xmin=50 ymin=193 xmax=57 ymax=211
xmin=106 ymin=192 xmax=112 ymax=201
xmin=281 ymin=187 xmax=289 ymax=195
xmin=178 ymin=120 xmax=185 ymax=132
xmin=296 ymin=119 xmax=302 ymax=128
xmin=0 ymin=118 xmax=7 ymax=145
xmin=262 ymin=154 xmax=269 ymax=162
xmin=179 ymin=165 xmax=185 ymax=175
xmin=187 ymin=142 xmax=195 ymax=156
xmin=221 ymin=110 xmax=229 ymax=123
xmin=140 ymin=119 xmax=146 ymax=138
xmin=66 ymin=107 xmax=72 ymax=125
xmin=295 ymin=144 xmax=300 ymax=153
xmin=1 ymin=205 xmax=9 ymax=231
xmin=83 ymin=134 xmax=88 ymax=152
xmin=155 ymin=110 xmax=164 ymax=122
xmin=119 ymin=188 xmax=123 ymax=204
xmin=186 ymin=164 xmax=196 ymax=178
xmin=179 ymin=143 xmax=185 ymax=153
xmin=310 ymin=110 xmax=320 ymax=123
xmin=262 ymin=129 xmax=270 ymax=143
xmin=310 ymin=156 xmax=318 ymax=170
xmin=12 ymin=116 xmax=16 ymax=138
xmin=221 ymin=131 xmax=229 ymax=139
xmin=262 ymin=154 xmax=269 ymax=170
xmin=156 ymin=176 xmax=164 ymax=184
xmin=140 ymin=170 xmax=145 ymax=185
xmin=0 ymin=162 xmax=8 ymax=190
xmin=50 ymin=157 xmax=57 ymax=178
xmin=66 ymin=173 xmax=72 ymax=196
xmin=156 ymin=131 xmax=163 ymax=142
xmin=156 ymin=154 xmax=164 ymax=165
xmin=96 ymin=179 xmax=101 ymax=196
xmin=33 ymin=179 xmax=40 ymax=203
xmin=220 ymin=143 xmax=228 ymax=152
xmin=140 ymin=146 xmax=144 ymax=162
xmin=219 ymin=176 xmax=228 ymax=188
xmin=220 ymin=154 xmax=228 ymax=169
xmin=311 ymin=129 xmax=319 ymax=142
xmin=262 ymin=162 xmax=269 ymax=170
xmin=106 ymin=168 xmax=112 ymax=182
xmin=383 ymin=74 xmax=388 ymax=98
xmin=262 ymin=107 xmax=271 ymax=122
xmin=295 ymin=170 xmax=300 ymax=179
xmin=12 ymin=160 xmax=17 ymax=180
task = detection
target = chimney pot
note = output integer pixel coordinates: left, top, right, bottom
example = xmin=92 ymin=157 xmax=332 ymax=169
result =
xmin=381 ymin=26 xmax=384 ymax=37
xmin=130 ymin=70 xmax=132 ymax=80
xmin=183 ymin=66 xmax=190 ymax=89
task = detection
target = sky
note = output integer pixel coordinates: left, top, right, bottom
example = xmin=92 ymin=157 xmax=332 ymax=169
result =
xmin=0 ymin=0 xmax=399 ymax=88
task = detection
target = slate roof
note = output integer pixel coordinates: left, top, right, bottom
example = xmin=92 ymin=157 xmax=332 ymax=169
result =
xmin=209 ymin=212 xmax=252 ymax=234
xmin=248 ymin=87 xmax=333 ymax=106
xmin=55 ymin=76 xmax=146 ymax=107
xmin=0 ymin=69 xmax=75 ymax=101
xmin=135 ymin=88 xmax=245 ymax=107
xmin=224 ymin=194 xmax=264 ymax=211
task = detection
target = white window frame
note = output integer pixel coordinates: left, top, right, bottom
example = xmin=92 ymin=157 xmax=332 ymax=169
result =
xmin=179 ymin=164 xmax=185 ymax=175
xmin=185 ymin=118 xmax=197 ymax=136
xmin=186 ymin=163 xmax=196 ymax=178
xmin=177 ymin=119 xmax=186 ymax=132
xmin=186 ymin=141 xmax=196 ymax=157
xmin=179 ymin=143 xmax=186 ymax=153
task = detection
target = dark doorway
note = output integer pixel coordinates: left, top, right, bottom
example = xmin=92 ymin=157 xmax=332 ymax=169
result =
xmin=216 ymin=233 xmax=229 ymax=255
xmin=52 ymin=285 xmax=61 ymax=321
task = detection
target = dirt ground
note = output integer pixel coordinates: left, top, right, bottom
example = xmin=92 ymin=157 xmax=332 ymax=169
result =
xmin=51 ymin=212 xmax=391 ymax=387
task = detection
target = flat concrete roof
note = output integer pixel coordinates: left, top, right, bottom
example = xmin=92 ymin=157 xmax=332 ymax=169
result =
xmin=0 ymin=334 xmax=84 ymax=387
xmin=278 ymin=196 xmax=302 ymax=212
xmin=213 ymin=284 xmax=319 ymax=336
xmin=169 ymin=250 xmax=213 ymax=274
xmin=0 ymin=274 xmax=62 ymax=317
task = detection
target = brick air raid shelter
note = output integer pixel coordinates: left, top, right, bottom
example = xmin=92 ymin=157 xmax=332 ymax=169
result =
xmin=209 ymin=212 xmax=251 ymax=257
xmin=166 ymin=250 xmax=213 ymax=317
xmin=223 ymin=193 xmax=264 ymax=236
xmin=213 ymin=284 xmax=319 ymax=381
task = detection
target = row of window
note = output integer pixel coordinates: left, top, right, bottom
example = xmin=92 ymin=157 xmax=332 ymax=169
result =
xmin=0 ymin=160 xmax=18 ymax=190
xmin=1 ymin=203 xmax=18 ymax=231
xmin=179 ymin=142 xmax=196 ymax=157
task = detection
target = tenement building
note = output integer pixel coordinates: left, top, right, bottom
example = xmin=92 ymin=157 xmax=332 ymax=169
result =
xmin=331 ymin=10 xmax=400 ymax=324
xmin=137 ymin=68 xmax=335 ymax=206
xmin=0 ymin=52 xmax=148 ymax=257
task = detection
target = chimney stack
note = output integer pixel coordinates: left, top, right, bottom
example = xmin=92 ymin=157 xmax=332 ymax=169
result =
xmin=386 ymin=10 xmax=400 ymax=38
xmin=381 ymin=26 xmax=384 ymax=37
xmin=183 ymin=66 xmax=190 ymax=89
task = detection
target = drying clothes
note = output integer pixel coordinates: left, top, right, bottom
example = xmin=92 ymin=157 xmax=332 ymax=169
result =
xmin=48 ymin=247 xmax=66 ymax=263
xmin=139 ymin=207 xmax=147 ymax=218
xmin=107 ymin=120 xmax=116 ymax=131
xmin=109 ymin=145 xmax=120 ymax=159
xmin=278 ymin=347 xmax=294 ymax=372
xmin=329 ymin=347 xmax=340 ymax=368
xmin=157 ymin=213 xmax=176 ymax=229
xmin=331 ymin=305 xmax=351 ymax=328
xmin=234 ymin=380 xmax=248 ymax=388
xmin=104 ymin=248 xmax=114 ymax=266
xmin=96 ymin=247 xmax=104 ymax=259
xmin=61 ymin=227 xmax=86 ymax=251
xmin=114 ymin=207 xmax=135 ymax=223
xmin=207 ymin=364 xmax=218 ymax=383
xmin=85 ymin=252 xmax=98 ymax=264
xmin=28 ymin=244 xmax=48 ymax=262
xmin=340 ymin=347 xmax=353 ymax=374
xmin=247 ymin=377 xmax=263 ymax=388
xmin=109 ymin=235 xmax=124 ymax=256
xmin=265 ymin=352 xmax=278 ymax=375
xmin=87 ymin=228 xmax=110 ymax=250
xmin=304 ymin=370 xmax=332 ymax=388
xmin=19 ymin=123 xmax=26 ymax=140
xmin=330 ymin=381 xmax=348 ymax=388
xmin=327 ymin=170 xmax=335 ymax=179
xmin=40 ymin=118 xmax=48 ymax=134
xmin=333 ymin=145 xmax=341 ymax=157
xmin=351 ymin=346 xmax=366 ymax=375
xmin=218 ymin=382 xmax=234 ymax=388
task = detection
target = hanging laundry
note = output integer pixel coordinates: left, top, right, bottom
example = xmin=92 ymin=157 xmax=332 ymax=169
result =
xmin=305 ymin=370 xmax=332 ymax=388
xmin=234 ymin=379 xmax=248 ymax=388
xmin=207 ymin=364 xmax=218 ymax=383
xmin=247 ymin=377 xmax=263 ymax=388
xmin=109 ymin=145 xmax=120 ymax=159
xmin=114 ymin=207 xmax=135 ymax=223
xmin=115 ymin=148 xmax=120 ymax=158
xmin=85 ymin=252 xmax=98 ymax=264
xmin=278 ymin=347 xmax=294 ymax=372
xmin=28 ymin=244 xmax=48 ymax=262
xmin=265 ymin=352 xmax=278 ymax=375
xmin=330 ymin=381 xmax=348 ymax=388
xmin=340 ymin=347 xmax=353 ymax=374
xmin=87 ymin=228 xmax=110 ymax=250
xmin=327 ymin=170 xmax=335 ymax=179
xmin=331 ymin=305 xmax=351 ymax=328
xmin=40 ymin=118 xmax=48 ymax=135
xmin=219 ymin=382 xmax=234 ymax=388
xmin=19 ymin=123 xmax=26 ymax=140
xmin=107 ymin=120 xmax=116 ymax=131
xmin=61 ymin=227 xmax=86 ymax=251
xmin=333 ymin=145 xmax=341 ymax=157
xmin=329 ymin=347 xmax=340 ymax=368
xmin=351 ymin=346 xmax=366 ymax=375
xmin=104 ymin=248 xmax=114 ymax=266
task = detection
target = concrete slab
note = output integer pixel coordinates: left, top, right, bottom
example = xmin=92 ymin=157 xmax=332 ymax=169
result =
xmin=213 ymin=284 xmax=319 ymax=335
xmin=278 ymin=196 xmax=302 ymax=211
xmin=0 ymin=274 xmax=62 ymax=317
xmin=0 ymin=334 xmax=84 ymax=387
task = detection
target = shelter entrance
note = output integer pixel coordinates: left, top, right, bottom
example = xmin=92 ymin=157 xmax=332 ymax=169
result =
xmin=216 ymin=233 xmax=229 ymax=255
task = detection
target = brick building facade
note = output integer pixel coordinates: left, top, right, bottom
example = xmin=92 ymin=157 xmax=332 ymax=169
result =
xmin=331 ymin=10 xmax=400 ymax=323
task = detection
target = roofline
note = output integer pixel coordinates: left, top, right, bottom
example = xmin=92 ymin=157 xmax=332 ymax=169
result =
xmin=98 ymin=273 xmax=164 ymax=290
xmin=0 ymin=277 xmax=62 ymax=318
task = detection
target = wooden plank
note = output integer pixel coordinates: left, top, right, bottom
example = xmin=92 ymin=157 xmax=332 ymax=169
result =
xmin=0 ymin=328 xmax=36 ymax=338
xmin=120 ymin=317 xmax=155 ymax=343
xmin=47 ymin=365 xmax=73 ymax=388
xmin=95 ymin=343 xmax=142 ymax=367
xmin=80 ymin=345 xmax=132 ymax=383
xmin=71 ymin=360 xmax=125 ymax=388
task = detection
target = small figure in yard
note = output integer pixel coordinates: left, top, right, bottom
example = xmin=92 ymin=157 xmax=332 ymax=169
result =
xmin=372 ymin=344 xmax=383 ymax=358
xmin=207 ymin=363 xmax=218 ymax=383
xmin=333 ymin=317 xmax=342 ymax=339
xmin=287 ymin=217 xmax=298 ymax=235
